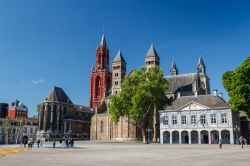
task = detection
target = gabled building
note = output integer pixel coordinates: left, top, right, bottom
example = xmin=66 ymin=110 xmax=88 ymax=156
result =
xmin=8 ymin=100 xmax=28 ymax=120
xmin=37 ymin=86 xmax=93 ymax=140
xmin=160 ymin=91 xmax=240 ymax=144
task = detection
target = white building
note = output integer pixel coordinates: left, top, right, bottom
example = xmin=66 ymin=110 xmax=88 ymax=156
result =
xmin=0 ymin=118 xmax=38 ymax=144
xmin=159 ymin=92 xmax=240 ymax=144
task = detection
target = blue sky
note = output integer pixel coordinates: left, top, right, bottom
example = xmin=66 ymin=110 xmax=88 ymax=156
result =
xmin=0 ymin=0 xmax=249 ymax=116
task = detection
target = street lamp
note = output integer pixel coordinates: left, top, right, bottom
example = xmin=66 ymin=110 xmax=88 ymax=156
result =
xmin=234 ymin=125 xmax=239 ymax=144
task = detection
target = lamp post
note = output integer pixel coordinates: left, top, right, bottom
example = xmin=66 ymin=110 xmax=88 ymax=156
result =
xmin=234 ymin=125 xmax=239 ymax=144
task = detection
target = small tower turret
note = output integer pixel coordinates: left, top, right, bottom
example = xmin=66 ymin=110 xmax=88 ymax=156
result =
xmin=145 ymin=44 xmax=160 ymax=69
xmin=197 ymin=56 xmax=206 ymax=74
xmin=170 ymin=60 xmax=178 ymax=76
xmin=112 ymin=50 xmax=126 ymax=96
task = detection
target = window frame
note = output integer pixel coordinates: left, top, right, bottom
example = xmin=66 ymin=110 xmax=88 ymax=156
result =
xmin=191 ymin=115 xmax=196 ymax=125
xmin=172 ymin=115 xmax=177 ymax=125
xmin=163 ymin=116 xmax=168 ymax=125
xmin=221 ymin=113 xmax=228 ymax=124
xmin=200 ymin=115 xmax=206 ymax=125
xmin=210 ymin=114 xmax=217 ymax=124
xmin=181 ymin=115 xmax=187 ymax=125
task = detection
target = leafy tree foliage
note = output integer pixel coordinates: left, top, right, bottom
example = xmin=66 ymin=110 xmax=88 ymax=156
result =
xmin=1 ymin=117 xmax=12 ymax=144
xmin=109 ymin=66 xmax=168 ymax=143
xmin=222 ymin=57 xmax=250 ymax=116
xmin=99 ymin=101 xmax=108 ymax=113
xmin=15 ymin=117 xmax=26 ymax=144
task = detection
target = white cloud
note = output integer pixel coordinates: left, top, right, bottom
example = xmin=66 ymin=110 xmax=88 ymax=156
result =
xmin=32 ymin=79 xmax=45 ymax=85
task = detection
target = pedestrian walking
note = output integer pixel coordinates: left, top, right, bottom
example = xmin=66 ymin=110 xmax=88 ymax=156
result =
xmin=239 ymin=136 xmax=244 ymax=148
xmin=219 ymin=139 xmax=223 ymax=149
xmin=30 ymin=138 xmax=33 ymax=148
xmin=59 ymin=139 xmax=63 ymax=148
xmin=37 ymin=139 xmax=40 ymax=148
xmin=40 ymin=138 xmax=44 ymax=147
xmin=243 ymin=138 xmax=248 ymax=148
xmin=53 ymin=140 xmax=56 ymax=148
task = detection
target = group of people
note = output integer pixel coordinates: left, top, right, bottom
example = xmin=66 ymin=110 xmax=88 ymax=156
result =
xmin=57 ymin=137 xmax=74 ymax=148
xmin=218 ymin=136 xmax=248 ymax=149
xmin=20 ymin=136 xmax=75 ymax=149
xmin=20 ymin=137 xmax=36 ymax=148
xmin=239 ymin=136 xmax=248 ymax=148
xmin=46 ymin=138 xmax=75 ymax=148
xmin=36 ymin=138 xmax=44 ymax=148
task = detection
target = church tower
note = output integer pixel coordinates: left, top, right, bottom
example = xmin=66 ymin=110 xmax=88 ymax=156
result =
xmin=196 ymin=57 xmax=211 ymax=95
xmin=112 ymin=50 xmax=126 ymax=96
xmin=145 ymin=44 xmax=160 ymax=69
xmin=89 ymin=35 xmax=112 ymax=109
xmin=197 ymin=56 xmax=206 ymax=74
xmin=170 ymin=60 xmax=178 ymax=76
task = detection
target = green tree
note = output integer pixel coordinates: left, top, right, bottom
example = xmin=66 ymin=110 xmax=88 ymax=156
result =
xmin=109 ymin=66 xmax=168 ymax=143
xmin=1 ymin=117 xmax=12 ymax=144
xmin=99 ymin=101 xmax=107 ymax=113
xmin=15 ymin=117 xmax=26 ymax=144
xmin=222 ymin=57 xmax=250 ymax=116
xmin=147 ymin=67 xmax=168 ymax=142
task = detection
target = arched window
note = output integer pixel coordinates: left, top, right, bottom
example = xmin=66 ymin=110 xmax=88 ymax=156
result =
xmin=95 ymin=76 xmax=101 ymax=98
xmin=100 ymin=120 xmax=104 ymax=133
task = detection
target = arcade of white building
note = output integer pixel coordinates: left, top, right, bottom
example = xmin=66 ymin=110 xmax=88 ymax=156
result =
xmin=160 ymin=95 xmax=240 ymax=144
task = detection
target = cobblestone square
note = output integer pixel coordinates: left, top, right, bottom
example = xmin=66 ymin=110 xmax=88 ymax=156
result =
xmin=0 ymin=142 xmax=250 ymax=166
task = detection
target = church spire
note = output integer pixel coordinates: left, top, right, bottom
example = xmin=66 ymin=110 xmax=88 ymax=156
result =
xmin=100 ymin=34 xmax=108 ymax=50
xmin=145 ymin=44 xmax=160 ymax=69
xmin=91 ymin=64 xmax=95 ymax=71
xmin=170 ymin=60 xmax=178 ymax=75
xmin=145 ymin=44 xmax=160 ymax=59
xmin=113 ymin=50 xmax=126 ymax=64
xmin=197 ymin=56 xmax=206 ymax=74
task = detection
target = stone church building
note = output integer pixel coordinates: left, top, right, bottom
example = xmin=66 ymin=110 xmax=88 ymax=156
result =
xmin=90 ymin=35 xmax=142 ymax=141
xmin=37 ymin=86 xmax=93 ymax=140
xmin=89 ymin=35 xmax=213 ymax=142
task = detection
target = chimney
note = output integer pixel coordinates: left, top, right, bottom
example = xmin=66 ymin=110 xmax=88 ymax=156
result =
xmin=218 ymin=92 xmax=223 ymax=98
xmin=177 ymin=92 xmax=181 ymax=98
xmin=213 ymin=89 xmax=218 ymax=96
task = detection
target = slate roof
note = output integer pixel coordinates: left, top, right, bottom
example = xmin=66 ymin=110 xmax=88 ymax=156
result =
xmin=145 ymin=44 xmax=160 ymax=59
xmin=113 ymin=50 xmax=126 ymax=63
xmin=73 ymin=105 xmax=93 ymax=113
xmin=45 ymin=86 xmax=73 ymax=104
xmin=10 ymin=100 xmax=27 ymax=108
xmin=164 ymin=73 xmax=196 ymax=94
xmin=164 ymin=95 xmax=230 ymax=110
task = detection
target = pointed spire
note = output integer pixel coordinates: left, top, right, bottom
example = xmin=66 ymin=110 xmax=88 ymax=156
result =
xmin=197 ymin=56 xmax=205 ymax=68
xmin=145 ymin=44 xmax=159 ymax=59
xmin=100 ymin=34 xmax=108 ymax=49
xmin=91 ymin=64 xmax=95 ymax=71
xmin=197 ymin=56 xmax=206 ymax=74
xmin=170 ymin=60 xmax=177 ymax=70
xmin=170 ymin=60 xmax=178 ymax=75
xmin=113 ymin=50 xmax=126 ymax=63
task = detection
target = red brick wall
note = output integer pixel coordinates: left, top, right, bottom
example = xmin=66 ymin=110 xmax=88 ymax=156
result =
xmin=90 ymin=44 xmax=111 ymax=109
xmin=8 ymin=109 xmax=16 ymax=119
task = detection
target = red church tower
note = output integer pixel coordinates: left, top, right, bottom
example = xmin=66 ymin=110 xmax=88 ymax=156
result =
xmin=90 ymin=35 xmax=112 ymax=109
